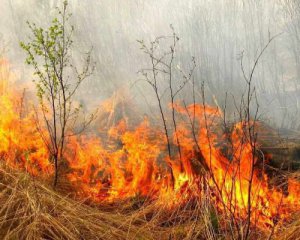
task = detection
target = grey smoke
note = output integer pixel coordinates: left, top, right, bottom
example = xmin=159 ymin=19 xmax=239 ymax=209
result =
xmin=1 ymin=0 xmax=300 ymax=130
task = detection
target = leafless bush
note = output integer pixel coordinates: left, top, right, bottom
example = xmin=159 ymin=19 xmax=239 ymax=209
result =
xmin=138 ymin=28 xmax=282 ymax=239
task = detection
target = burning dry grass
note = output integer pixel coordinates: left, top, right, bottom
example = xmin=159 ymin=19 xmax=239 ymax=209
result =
xmin=0 ymin=163 xmax=227 ymax=239
xmin=1 ymin=58 xmax=300 ymax=239
xmin=0 ymin=163 xmax=161 ymax=240
xmin=0 ymin=162 xmax=300 ymax=239
xmin=0 ymin=162 xmax=219 ymax=240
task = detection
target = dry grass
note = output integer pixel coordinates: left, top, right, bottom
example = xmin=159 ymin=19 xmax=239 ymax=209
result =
xmin=0 ymin=163 xmax=160 ymax=240
xmin=0 ymin=162 xmax=299 ymax=240
xmin=274 ymin=213 xmax=300 ymax=240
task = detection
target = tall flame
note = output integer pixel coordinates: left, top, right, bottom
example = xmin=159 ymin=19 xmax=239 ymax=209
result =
xmin=0 ymin=58 xmax=300 ymax=229
xmin=0 ymin=59 xmax=52 ymax=176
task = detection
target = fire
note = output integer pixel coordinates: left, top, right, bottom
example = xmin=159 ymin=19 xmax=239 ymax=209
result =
xmin=0 ymin=58 xmax=300 ymax=229
xmin=0 ymin=59 xmax=52 ymax=176
xmin=66 ymin=99 xmax=300 ymax=227
xmin=67 ymin=118 xmax=165 ymax=200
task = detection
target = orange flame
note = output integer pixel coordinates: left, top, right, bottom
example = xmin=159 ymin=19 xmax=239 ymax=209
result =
xmin=0 ymin=59 xmax=52 ymax=176
xmin=0 ymin=59 xmax=300 ymax=229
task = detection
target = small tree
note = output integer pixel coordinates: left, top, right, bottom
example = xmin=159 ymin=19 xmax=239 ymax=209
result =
xmin=20 ymin=0 xmax=94 ymax=186
xmin=137 ymin=26 xmax=196 ymax=188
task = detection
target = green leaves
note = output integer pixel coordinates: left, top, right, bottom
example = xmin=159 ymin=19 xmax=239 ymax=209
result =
xmin=20 ymin=5 xmax=67 ymax=86
xmin=20 ymin=0 xmax=93 ymax=125
xmin=36 ymin=82 xmax=45 ymax=101
xmin=19 ymin=0 xmax=96 ymax=187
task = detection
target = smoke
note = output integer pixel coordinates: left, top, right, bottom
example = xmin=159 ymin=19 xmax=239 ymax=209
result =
xmin=1 ymin=0 xmax=300 ymax=129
